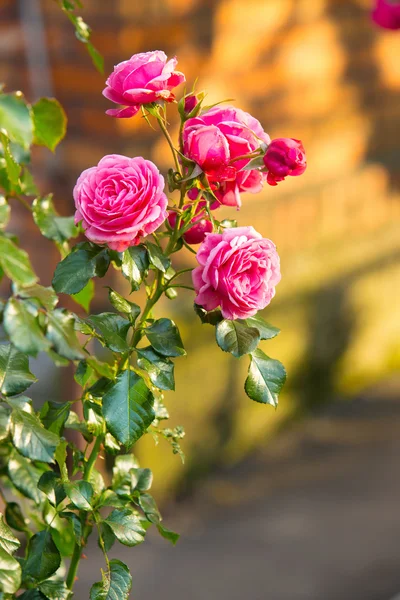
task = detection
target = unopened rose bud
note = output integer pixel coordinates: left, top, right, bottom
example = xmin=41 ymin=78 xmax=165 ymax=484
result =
xmin=372 ymin=0 xmax=400 ymax=29
xmin=184 ymin=94 xmax=199 ymax=115
xmin=263 ymin=138 xmax=306 ymax=186
xmin=168 ymin=203 xmax=212 ymax=245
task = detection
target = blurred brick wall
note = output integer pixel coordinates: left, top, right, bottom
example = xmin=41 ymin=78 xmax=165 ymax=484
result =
xmin=1 ymin=0 xmax=400 ymax=494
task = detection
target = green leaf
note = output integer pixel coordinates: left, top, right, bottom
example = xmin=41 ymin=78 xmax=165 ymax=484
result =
xmin=3 ymin=298 xmax=50 ymax=356
xmin=18 ymin=590 xmax=46 ymax=599
xmin=146 ymin=242 xmax=170 ymax=273
xmin=104 ymin=509 xmax=145 ymax=547
xmin=0 ymin=405 xmax=10 ymax=442
xmin=145 ymin=318 xmax=186 ymax=358
xmin=55 ymin=439 xmax=68 ymax=481
xmin=215 ymin=320 xmax=260 ymax=358
xmin=84 ymin=400 xmax=105 ymax=436
xmin=137 ymin=346 xmax=175 ymax=391
xmin=157 ymin=524 xmax=180 ymax=546
xmin=23 ymin=530 xmax=61 ymax=581
xmin=90 ymin=559 xmax=132 ymax=600
xmin=111 ymin=454 xmax=139 ymax=498
xmin=0 ymin=343 xmax=37 ymax=396
xmin=5 ymin=502 xmax=27 ymax=532
xmin=0 ymin=92 xmax=33 ymax=149
xmin=38 ymin=580 xmax=70 ymax=600
xmin=32 ymin=98 xmax=67 ymax=152
xmin=32 ymin=195 xmax=77 ymax=244
xmin=64 ymin=480 xmax=94 ymax=510
xmin=138 ymin=492 xmax=160 ymax=524
xmin=100 ymin=522 xmax=115 ymax=552
xmin=121 ymin=245 xmax=149 ymax=292
xmin=38 ymin=471 xmax=66 ymax=506
xmin=103 ymin=370 xmax=155 ymax=449
xmin=7 ymin=451 xmax=46 ymax=504
xmin=0 ymin=546 xmax=21 ymax=594
xmin=131 ymin=467 xmax=153 ymax=492
xmin=244 ymin=316 xmax=280 ymax=340
xmin=87 ymin=42 xmax=104 ymax=74
xmin=0 ymin=235 xmax=37 ymax=287
xmin=40 ymin=401 xmax=70 ymax=436
xmin=87 ymin=313 xmax=131 ymax=353
xmin=10 ymin=405 xmax=59 ymax=463
xmin=14 ymin=283 xmax=58 ymax=311
xmin=0 ymin=515 xmax=20 ymax=554
xmin=59 ymin=511 xmax=82 ymax=541
xmin=72 ymin=279 xmax=94 ymax=313
xmin=0 ymin=132 xmax=20 ymax=185
xmin=52 ymin=243 xmax=110 ymax=295
xmin=108 ymin=288 xmax=140 ymax=322
xmin=46 ymin=309 xmax=84 ymax=360
xmin=244 ymin=349 xmax=286 ymax=407
xmin=0 ymin=195 xmax=10 ymax=230
xmin=87 ymin=356 xmax=115 ymax=380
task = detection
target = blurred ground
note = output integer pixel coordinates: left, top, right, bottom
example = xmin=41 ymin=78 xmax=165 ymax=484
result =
xmin=76 ymin=376 xmax=400 ymax=599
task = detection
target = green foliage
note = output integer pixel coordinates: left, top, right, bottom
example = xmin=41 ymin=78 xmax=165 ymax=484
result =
xmin=32 ymin=98 xmax=67 ymax=152
xmin=52 ymin=243 xmax=110 ymax=295
xmin=137 ymin=346 xmax=175 ymax=391
xmin=0 ymin=92 xmax=33 ymax=149
xmin=90 ymin=559 xmax=132 ymax=600
xmin=215 ymin=319 xmax=260 ymax=358
xmin=245 ymin=349 xmax=287 ymax=407
xmin=0 ymin=236 xmax=37 ymax=287
xmin=23 ymin=530 xmax=61 ymax=581
xmin=121 ymin=245 xmax=149 ymax=292
xmin=103 ymin=509 xmax=145 ymax=547
xmin=0 ymin=344 xmax=37 ymax=396
xmin=102 ymin=370 xmax=155 ymax=449
xmin=145 ymin=318 xmax=186 ymax=357
xmin=32 ymin=195 xmax=77 ymax=245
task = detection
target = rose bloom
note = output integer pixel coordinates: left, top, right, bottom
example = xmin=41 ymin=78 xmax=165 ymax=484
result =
xmin=263 ymin=138 xmax=306 ymax=186
xmin=183 ymin=106 xmax=270 ymax=208
xmin=103 ymin=50 xmax=185 ymax=118
xmin=74 ymin=154 xmax=168 ymax=252
xmin=372 ymin=0 xmax=400 ymax=29
xmin=193 ymin=226 xmax=281 ymax=320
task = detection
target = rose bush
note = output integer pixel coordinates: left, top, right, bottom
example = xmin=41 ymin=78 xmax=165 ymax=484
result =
xmin=0 ymin=14 xmax=307 ymax=594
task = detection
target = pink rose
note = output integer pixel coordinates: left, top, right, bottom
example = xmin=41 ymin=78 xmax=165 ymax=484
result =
xmin=74 ymin=154 xmax=168 ymax=252
xmin=372 ymin=0 xmax=400 ymax=29
xmin=183 ymin=106 xmax=270 ymax=208
xmin=263 ymin=138 xmax=306 ymax=186
xmin=193 ymin=226 xmax=281 ymax=320
xmin=168 ymin=202 xmax=213 ymax=245
xmin=103 ymin=50 xmax=185 ymax=118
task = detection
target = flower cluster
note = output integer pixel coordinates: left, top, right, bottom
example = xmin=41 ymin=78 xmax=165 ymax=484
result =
xmin=73 ymin=50 xmax=307 ymax=319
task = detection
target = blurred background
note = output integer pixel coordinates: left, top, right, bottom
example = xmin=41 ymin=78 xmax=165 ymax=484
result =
xmin=2 ymin=0 xmax=400 ymax=598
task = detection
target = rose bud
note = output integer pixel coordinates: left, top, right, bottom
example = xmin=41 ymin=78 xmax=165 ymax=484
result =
xmin=263 ymin=138 xmax=306 ymax=186
xmin=184 ymin=94 xmax=199 ymax=115
xmin=103 ymin=50 xmax=185 ymax=118
xmin=168 ymin=203 xmax=213 ymax=245
xmin=372 ymin=0 xmax=400 ymax=29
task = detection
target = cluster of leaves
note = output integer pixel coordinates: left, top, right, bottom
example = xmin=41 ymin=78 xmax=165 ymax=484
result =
xmin=0 ymin=88 xmax=183 ymax=598
xmin=195 ymin=306 xmax=286 ymax=407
